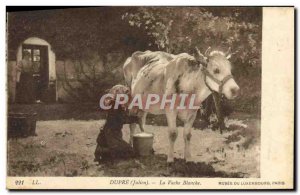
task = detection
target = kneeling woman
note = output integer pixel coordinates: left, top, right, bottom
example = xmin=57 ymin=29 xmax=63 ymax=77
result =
xmin=94 ymin=85 xmax=138 ymax=163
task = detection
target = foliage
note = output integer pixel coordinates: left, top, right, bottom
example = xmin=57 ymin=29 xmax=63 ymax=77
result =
xmin=123 ymin=7 xmax=262 ymax=114
xmin=8 ymin=7 xmax=262 ymax=113
xmin=122 ymin=7 xmax=261 ymax=65
xmin=7 ymin=7 xmax=150 ymax=59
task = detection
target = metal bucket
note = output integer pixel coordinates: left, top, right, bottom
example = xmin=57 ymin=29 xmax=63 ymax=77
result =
xmin=133 ymin=132 xmax=153 ymax=156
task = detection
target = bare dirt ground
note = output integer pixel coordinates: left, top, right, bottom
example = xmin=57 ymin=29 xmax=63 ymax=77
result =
xmin=7 ymin=113 xmax=260 ymax=178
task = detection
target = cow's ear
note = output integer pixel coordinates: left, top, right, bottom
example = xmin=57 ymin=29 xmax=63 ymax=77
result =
xmin=187 ymin=57 xmax=200 ymax=70
xmin=226 ymin=54 xmax=232 ymax=59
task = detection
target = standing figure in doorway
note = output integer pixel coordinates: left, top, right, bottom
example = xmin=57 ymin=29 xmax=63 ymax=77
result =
xmin=16 ymin=51 xmax=35 ymax=104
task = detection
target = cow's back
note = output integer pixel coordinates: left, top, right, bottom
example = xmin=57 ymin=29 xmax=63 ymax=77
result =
xmin=123 ymin=51 xmax=175 ymax=86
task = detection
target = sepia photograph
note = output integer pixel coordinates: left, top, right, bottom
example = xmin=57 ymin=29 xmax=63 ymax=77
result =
xmin=5 ymin=6 xmax=294 ymax=190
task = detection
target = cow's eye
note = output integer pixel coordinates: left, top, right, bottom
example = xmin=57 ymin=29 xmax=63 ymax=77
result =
xmin=213 ymin=68 xmax=220 ymax=74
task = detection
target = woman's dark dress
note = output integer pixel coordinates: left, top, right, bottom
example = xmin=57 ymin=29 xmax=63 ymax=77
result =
xmin=16 ymin=72 xmax=35 ymax=104
xmin=16 ymin=59 xmax=35 ymax=104
xmin=94 ymin=108 xmax=138 ymax=162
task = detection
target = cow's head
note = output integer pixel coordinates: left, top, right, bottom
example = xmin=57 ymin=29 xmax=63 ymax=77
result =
xmin=195 ymin=47 xmax=240 ymax=99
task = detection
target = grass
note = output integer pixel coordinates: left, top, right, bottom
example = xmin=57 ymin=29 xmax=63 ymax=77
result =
xmin=7 ymin=114 xmax=260 ymax=177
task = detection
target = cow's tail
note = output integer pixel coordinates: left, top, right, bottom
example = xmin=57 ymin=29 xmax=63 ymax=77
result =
xmin=123 ymin=57 xmax=133 ymax=87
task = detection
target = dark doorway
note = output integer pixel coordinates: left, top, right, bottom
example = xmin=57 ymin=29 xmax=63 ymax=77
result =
xmin=22 ymin=44 xmax=49 ymax=102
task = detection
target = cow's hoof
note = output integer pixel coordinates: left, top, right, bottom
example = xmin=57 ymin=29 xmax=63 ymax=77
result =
xmin=167 ymin=158 xmax=174 ymax=165
xmin=167 ymin=159 xmax=175 ymax=169
xmin=184 ymin=157 xmax=193 ymax=163
xmin=167 ymin=161 xmax=175 ymax=174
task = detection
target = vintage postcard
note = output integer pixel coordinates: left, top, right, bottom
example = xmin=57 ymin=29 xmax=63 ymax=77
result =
xmin=6 ymin=6 xmax=294 ymax=190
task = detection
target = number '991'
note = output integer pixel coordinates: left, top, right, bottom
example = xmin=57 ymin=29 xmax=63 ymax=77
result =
xmin=15 ymin=180 xmax=24 ymax=185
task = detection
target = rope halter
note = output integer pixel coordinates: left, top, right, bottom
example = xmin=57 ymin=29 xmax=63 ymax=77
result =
xmin=201 ymin=68 xmax=233 ymax=94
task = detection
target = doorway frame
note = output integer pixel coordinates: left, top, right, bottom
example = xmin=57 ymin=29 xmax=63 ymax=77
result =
xmin=22 ymin=44 xmax=50 ymax=101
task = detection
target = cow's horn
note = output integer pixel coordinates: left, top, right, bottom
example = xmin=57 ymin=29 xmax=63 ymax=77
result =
xmin=226 ymin=47 xmax=232 ymax=55
xmin=225 ymin=47 xmax=239 ymax=59
xmin=195 ymin=47 xmax=208 ymax=64
xmin=204 ymin=46 xmax=212 ymax=56
xmin=195 ymin=47 xmax=202 ymax=56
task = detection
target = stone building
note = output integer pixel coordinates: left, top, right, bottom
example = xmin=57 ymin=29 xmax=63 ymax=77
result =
xmin=7 ymin=36 xmax=126 ymax=103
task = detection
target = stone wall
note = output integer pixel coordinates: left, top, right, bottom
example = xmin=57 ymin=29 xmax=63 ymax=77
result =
xmin=55 ymin=52 xmax=126 ymax=102
xmin=7 ymin=51 xmax=127 ymax=103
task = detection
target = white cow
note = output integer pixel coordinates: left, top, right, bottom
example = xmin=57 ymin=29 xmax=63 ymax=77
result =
xmin=123 ymin=48 xmax=239 ymax=163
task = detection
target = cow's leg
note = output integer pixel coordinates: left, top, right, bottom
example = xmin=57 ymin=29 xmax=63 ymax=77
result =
xmin=183 ymin=113 xmax=197 ymax=162
xmin=129 ymin=123 xmax=136 ymax=145
xmin=166 ymin=111 xmax=178 ymax=163
xmin=138 ymin=112 xmax=147 ymax=132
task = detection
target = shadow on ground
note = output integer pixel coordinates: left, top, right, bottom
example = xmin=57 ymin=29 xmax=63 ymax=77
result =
xmin=99 ymin=154 xmax=245 ymax=178
xmin=8 ymin=103 xmax=256 ymax=129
